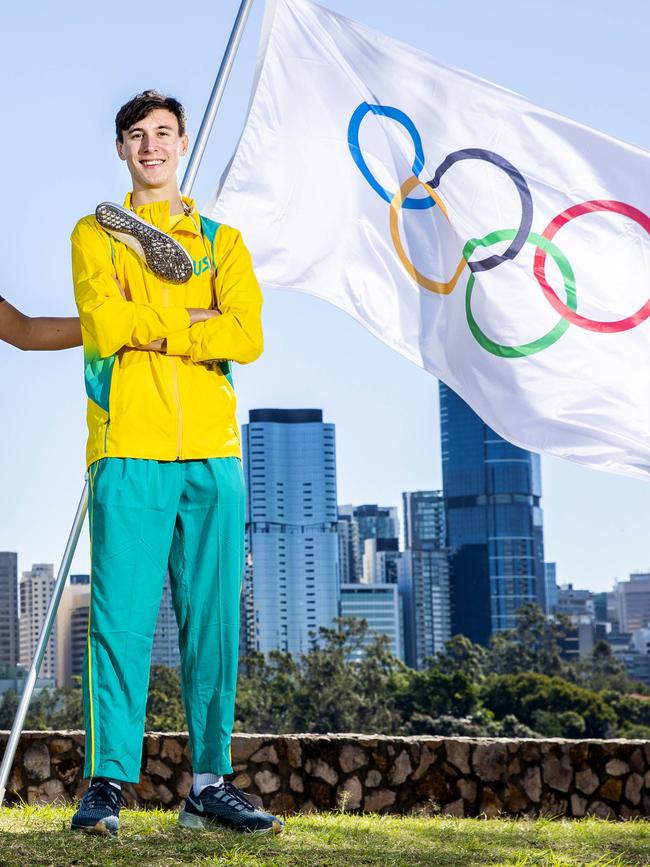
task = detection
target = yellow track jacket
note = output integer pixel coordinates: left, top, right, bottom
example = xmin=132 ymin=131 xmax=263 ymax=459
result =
xmin=72 ymin=194 xmax=263 ymax=467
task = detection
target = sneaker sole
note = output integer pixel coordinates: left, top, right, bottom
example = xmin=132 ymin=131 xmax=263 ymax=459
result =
xmin=71 ymin=817 xmax=118 ymax=837
xmin=95 ymin=202 xmax=193 ymax=284
xmin=178 ymin=808 xmax=283 ymax=835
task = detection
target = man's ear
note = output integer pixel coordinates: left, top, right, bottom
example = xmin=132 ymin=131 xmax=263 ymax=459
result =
xmin=180 ymin=133 xmax=189 ymax=157
xmin=115 ymin=138 xmax=126 ymax=161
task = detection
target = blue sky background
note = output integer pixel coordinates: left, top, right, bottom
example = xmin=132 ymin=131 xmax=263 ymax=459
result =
xmin=0 ymin=0 xmax=648 ymax=592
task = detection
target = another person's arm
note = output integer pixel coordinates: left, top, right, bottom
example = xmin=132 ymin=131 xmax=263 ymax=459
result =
xmin=0 ymin=296 xmax=82 ymax=351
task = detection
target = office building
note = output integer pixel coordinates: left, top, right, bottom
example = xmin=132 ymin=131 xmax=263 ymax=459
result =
xmin=55 ymin=581 xmax=90 ymax=687
xmin=616 ymin=573 xmax=650 ymax=633
xmin=400 ymin=491 xmax=451 ymax=669
xmin=362 ymin=537 xmax=400 ymax=585
xmin=338 ymin=504 xmax=400 ymax=584
xmin=152 ymin=575 xmax=181 ymax=669
xmin=440 ymin=383 xmax=545 ymax=644
xmin=0 ymin=552 xmax=19 ymax=667
xmin=242 ymin=409 xmax=339 ymax=655
xmin=544 ymin=563 xmax=559 ymax=615
xmin=340 ymin=583 xmax=404 ymax=660
xmin=19 ymin=564 xmax=56 ymax=680
xmin=337 ymin=509 xmax=360 ymax=584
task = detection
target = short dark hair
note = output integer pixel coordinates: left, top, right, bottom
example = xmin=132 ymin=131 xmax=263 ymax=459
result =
xmin=115 ymin=90 xmax=187 ymax=141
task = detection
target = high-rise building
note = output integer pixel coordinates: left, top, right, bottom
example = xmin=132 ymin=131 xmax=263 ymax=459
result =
xmin=616 ymin=573 xmax=650 ymax=633
xmin=544 ymin=563 xmax=559 ymax=615
xmin=242 ymin=409 xmax=339 ymax=656
xmin=439 ymin=383 xmax=545 ymax=645
xmin=55 ymin=581 xmax=90 ymax=687
xmin=400 ymin=491 xmax=450 ymax=669
xmin=0 ymin=552 xmax=19 ymax=668
xmin=351 ymin=505 xmax=399 ymax=556
xmin=152 ymin=575 xmax=181 ymax=668
xmin=337 ymin=505 xmax=400 ymax=584
xmin=362 ymin=537 xmax=400 ymax=585
xmin=340 ymin=583 xmax=404 ymax=661
xmin=337 ymin=508 xmax=360 ymax=583
xmin=19 ymin=564 xmax=56 ymax=679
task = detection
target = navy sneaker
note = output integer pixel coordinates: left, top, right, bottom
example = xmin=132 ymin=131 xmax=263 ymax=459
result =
xmin=70 ymin=778 xmax=125 ymax=836
xmin=179 ymin=782 xmax=284 ymax=834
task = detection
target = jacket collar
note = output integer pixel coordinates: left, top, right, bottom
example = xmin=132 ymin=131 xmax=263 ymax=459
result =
xmin=122 ymin=192 xmax=201 ymax=236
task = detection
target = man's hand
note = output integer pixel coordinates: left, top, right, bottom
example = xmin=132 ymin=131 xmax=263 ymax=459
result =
xmin=187 ymin=308 xmax=221 ymax=325
xmin=112 ymin=276 xmax=127 ymax=299
xmin=131 ymin=309 xmax=221 ymax=352
xmin=133 ymin=338 xmax=166 ymax=352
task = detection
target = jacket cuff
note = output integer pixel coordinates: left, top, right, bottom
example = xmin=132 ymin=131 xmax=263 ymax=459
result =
xmin=166 ymin=328 xmax=193 ymax=356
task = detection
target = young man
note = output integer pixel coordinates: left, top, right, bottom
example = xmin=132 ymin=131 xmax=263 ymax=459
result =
xmin=0 ymin=296 xmax=80 ymax=350
xmin=70 ymin=90 xmax=280 ymax=836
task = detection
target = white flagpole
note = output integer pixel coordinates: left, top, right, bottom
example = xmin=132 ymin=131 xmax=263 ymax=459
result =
xmin=0 ymin=0 xmax=256 ymax=806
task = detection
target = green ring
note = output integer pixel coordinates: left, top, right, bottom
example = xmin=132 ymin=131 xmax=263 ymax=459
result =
xmin=463 ymin=229 xmax=577 ymax=358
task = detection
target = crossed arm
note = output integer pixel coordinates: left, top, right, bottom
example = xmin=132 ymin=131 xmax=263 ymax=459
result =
xmin=0 ymin=297 xmax=82 ymax=351
xmin=72 ymin=218 xmax=263 ymax=364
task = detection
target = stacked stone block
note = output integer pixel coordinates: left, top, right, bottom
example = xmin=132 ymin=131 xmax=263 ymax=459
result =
xmin=2 ymin=732 xmax=649 ymax=819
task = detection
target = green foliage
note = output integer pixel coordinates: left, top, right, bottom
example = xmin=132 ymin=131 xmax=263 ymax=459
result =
xmin=0 ymin=689 xmax=18 ymax=729
xmin=146 ymin=665 xmax=186 ymax=731
xmin=4 ymin=606 xmax=648 ymax=741
xmin=236 ymin=618 xmax=403 ymax=734
xmin=572 ymin=641 xmax=638 ymax=694
xmin=482 ymin=672 xmax=618 ymax=738
xmin=485 ymin=602 xmax=572 ymax=678
xmin=388 ymin=666 xmax=480 ymax=720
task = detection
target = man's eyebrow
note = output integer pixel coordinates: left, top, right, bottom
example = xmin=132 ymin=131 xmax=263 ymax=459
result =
xmin=127 ymin=124 xmax=175 ymax=134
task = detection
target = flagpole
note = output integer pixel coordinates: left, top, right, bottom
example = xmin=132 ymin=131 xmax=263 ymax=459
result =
xmin=181 ymin=0 xmax=256 ymax=197
xmin=0 ymin=0 xmax=256 ymax=809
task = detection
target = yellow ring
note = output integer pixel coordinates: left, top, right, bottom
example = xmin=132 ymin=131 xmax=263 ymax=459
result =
xmin=389 ymin=174 xmax=466 ymax=295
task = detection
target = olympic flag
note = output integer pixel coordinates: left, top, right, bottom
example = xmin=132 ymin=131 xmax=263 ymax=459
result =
xmin=207 ymin=0 xmax=650 ymax=480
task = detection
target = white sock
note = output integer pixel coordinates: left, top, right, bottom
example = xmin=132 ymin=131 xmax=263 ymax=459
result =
xmin=92 ymin=778 xmax=121 ymax=790
xmin=193 ymin=772 xmax=224 ymax=794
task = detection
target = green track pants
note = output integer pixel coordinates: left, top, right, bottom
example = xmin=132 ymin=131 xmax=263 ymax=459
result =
xmin=82 ymin=457 xmax=245 ymax=783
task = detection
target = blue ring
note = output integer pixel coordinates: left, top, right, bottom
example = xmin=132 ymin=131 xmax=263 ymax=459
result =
xmin=347 ymin=103 xmax=434 ymax=211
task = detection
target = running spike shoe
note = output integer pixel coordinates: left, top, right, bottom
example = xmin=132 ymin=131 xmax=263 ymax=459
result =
xmin=178 ymin=782 xmax=284 ymax=834
xmin=70 ymin=778 xmax=126 ymax=836
xmin=95 ymin=201 xmax=193 ymax=284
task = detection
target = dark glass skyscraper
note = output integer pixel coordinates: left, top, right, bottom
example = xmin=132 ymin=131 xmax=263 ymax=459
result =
xmin=439 ymin=383 xmax=545 ymax=645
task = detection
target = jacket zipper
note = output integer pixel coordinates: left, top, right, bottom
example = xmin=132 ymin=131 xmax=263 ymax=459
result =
xmin=162 ymin=278 xmax=183 ymax=459
xmin=171 ymin=357 xmax=183 ymax=459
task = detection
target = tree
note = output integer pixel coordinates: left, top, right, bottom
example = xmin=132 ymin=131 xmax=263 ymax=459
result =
xmin=486 ymin=603 xmax=572 ymax=678
xmin=432 ymin=634 xmax=487 ymax=682
xmin=482 ymin=672 xmax=617 ymax=738
xmin=146 ymin=665 xmax=186 ymax=731
xmin=571 ymin=640 xmax=634 ymax=694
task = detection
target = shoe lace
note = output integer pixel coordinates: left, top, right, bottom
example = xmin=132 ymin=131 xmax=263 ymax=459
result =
xmin=84 ymin=780 xmax=127 ymax=811
xmin=221 ymin=782 xmax=258 ymax=811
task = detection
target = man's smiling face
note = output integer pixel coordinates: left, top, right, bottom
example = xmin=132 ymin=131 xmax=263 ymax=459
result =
xmin=116 ymin=108 xmax=188 ymax=192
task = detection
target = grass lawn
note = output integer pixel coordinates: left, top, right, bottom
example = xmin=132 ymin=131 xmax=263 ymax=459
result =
xmin=0 ymin=806 xmax=649 ymax=867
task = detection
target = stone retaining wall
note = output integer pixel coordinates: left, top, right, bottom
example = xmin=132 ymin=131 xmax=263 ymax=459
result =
xmin=2 ymin=732 xmax=650 ymax=819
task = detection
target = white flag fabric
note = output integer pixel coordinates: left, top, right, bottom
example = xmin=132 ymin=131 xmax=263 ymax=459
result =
xmin=207 ymin=0 xmax=650 ymax=480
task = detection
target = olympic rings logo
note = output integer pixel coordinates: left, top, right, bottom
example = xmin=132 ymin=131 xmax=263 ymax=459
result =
xmin=347 ymin=103 xmax=650 ymax=357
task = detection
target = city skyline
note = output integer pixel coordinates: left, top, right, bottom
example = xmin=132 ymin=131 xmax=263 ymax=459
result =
xmin=1 ymin=1 xmax=650 ymax=597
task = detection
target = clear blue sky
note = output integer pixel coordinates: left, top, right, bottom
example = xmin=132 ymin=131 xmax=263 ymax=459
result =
xmin=1 ymin=0 xmax=648 ymax=593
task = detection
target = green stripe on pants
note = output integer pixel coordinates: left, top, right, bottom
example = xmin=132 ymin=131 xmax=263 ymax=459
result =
xmin=82 ymin=456 xmax=245 ymax=783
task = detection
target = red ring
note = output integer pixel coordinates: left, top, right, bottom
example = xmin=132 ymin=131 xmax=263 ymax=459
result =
xmin=533 ymin=200 xmax=650 ymax=333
